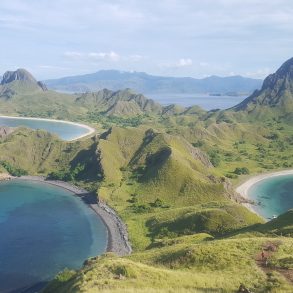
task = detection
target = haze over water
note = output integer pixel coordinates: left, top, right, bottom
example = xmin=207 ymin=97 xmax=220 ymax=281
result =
xmin=146 ymin=93 xmax=247 ymax=110
xmin=0 ymin=180 xmax=107 ymax=293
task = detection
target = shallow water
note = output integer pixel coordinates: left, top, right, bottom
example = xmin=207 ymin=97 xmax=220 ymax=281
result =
xmin=0 ymin=116 xmax=91 ymax=141
xmin=248 ymin=175 xmax=293 ymax=219
xmin=0 ymin=180 xmax=107 ymax=292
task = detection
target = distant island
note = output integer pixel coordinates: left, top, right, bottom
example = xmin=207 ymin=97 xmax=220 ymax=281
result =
xmin=44 ymin=70 xmax=262 ymax=95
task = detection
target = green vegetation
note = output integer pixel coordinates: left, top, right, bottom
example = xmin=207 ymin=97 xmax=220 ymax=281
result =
xmin=0 ymin=160 xmax=28 ymax=176
xmin=0 ymin=59 xmax=292 ymax=292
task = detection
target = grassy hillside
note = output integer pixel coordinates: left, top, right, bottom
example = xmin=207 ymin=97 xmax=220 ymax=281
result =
xmin=44 ymin=235 xmax=293 ymax=293
xmin=0 ymin=59 xmax=292 ymax=292
xmin=44 ymin=211 xmax=293 ymax=292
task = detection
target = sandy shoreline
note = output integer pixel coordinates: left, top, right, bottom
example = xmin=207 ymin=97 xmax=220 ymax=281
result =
xmin=236 ymin=169 xmax=293 ymax=217
xmin=0 ymin=115 xmax=96 ymax=141
xmin=0 ymin=175 xmax=132 ymax=256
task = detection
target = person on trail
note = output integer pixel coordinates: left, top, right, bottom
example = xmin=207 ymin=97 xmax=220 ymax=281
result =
xmin=261 ymin=249 xmax=265 ymax=260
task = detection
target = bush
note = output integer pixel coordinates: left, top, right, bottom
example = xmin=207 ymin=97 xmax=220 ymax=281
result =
xmin=225 ymin=173 xmax=238 ymax=179
xmin=0 ymin=161 xmax=28 ymax=177
xmin=192 ymin=140 xmax=204 ymax=148
xmin=47 ymin=170 xmax=74 ymax=181
xmin=234 ymin=167 xmax=249 ymax=175
xmin=208 ymin=150 xmax=221 ymax=167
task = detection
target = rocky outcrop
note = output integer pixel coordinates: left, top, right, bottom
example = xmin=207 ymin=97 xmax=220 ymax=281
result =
xmin=1 ymin=69 xmax=37 ymax=85
xmin=0 ymin=126 xmax=14 ymax=138
xmin=233 ymin=57 xmax=293 ymax=112
xmin=0 ymin=173 xmax=12 ymax=181
xmin=0 ymin=68 xmax=47 ymax=91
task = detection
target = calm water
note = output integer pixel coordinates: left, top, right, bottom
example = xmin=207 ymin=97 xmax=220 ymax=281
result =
xmin=248 ymin=175 xmax=293 ymax=219
xmin=0 ymin=117 xmax=91 ymax=141
xmin=0 ymin=180 xmax=107 ymax=293
xmin=146 ymin=93 xmax=247 ymax=110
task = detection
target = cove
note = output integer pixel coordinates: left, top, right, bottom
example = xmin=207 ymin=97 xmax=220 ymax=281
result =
xmin=248 ymin=174 xmax=293 ymax=219
xmin=0 ymin=180 xmax=107 ymax=293
xmin=0 ymin=116 xmax=94 ymax=141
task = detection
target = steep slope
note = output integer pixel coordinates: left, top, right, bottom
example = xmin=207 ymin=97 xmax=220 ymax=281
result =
xmin=233 ymin=57 xmax=293 ymax=121
xmin=0 ymin=69 xmax=89 ymax=119
xmin=0 ymin=68 xmax=47 ymax=95
xmin=75 ymin=88 xmax=162 ymax=116
xmin=44 ymin=70 xmax=262 ymax=94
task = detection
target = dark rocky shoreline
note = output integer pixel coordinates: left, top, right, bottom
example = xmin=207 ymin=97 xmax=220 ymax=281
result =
xmin=5 ymin=175 xmax=132 ymax=256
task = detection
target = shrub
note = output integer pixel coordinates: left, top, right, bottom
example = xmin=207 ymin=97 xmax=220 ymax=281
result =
xmin=208 ymin=150 xmax=221 ymax=167
xmin=234 ymin=167 xmax=249 ymax=175
xmin=0 ymin=161 xmax=28 ymax=177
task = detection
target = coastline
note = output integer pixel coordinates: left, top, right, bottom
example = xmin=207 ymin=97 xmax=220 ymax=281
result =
xmin=1 ymin=175 xmax=132 ymax=257
xmin=0 ymin=115 xmax=96 ymax=141
xmin=236 ymin=169 xmax=293 ymax=218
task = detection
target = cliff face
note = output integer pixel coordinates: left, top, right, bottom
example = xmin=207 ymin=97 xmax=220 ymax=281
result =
xmin=233 ymin=57 xmax=293 ymax=117
xmin=0 ymin=68 xmax=47 ymax=93
xmin=1 ymin=69 xmax=37 ymax=85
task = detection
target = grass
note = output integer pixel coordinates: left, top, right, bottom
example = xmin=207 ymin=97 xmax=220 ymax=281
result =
xmin=44 ymin=236 xmax=293 ymax=293
xmin=0 ymin=80 xmax=292 ymax=292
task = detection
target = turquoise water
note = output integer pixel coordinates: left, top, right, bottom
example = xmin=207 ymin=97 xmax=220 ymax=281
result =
xmin=248 ymin=175 xmax=293 ymax=219
xmin=0 ymin=116 xmax=91 ymax=141
xmin=0 ymin=180 xmax=107 ymax=292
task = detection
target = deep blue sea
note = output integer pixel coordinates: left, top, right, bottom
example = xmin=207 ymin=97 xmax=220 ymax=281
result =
xmin=0 ymin=180 xmax=107 ymax=293
xmin=146 ymin=93 xmax=247 ymax=110
xmin=248 ymin=175 xmax=293 ymax=219
xmin=0 ymin=117 xmax=91 ymax=141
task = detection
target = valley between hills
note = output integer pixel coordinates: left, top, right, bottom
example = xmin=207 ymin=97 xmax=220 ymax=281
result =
xmin=0 ymin=58 xmax=293 ymax=292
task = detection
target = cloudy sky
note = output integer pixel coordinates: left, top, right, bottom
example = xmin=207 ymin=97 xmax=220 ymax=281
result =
xmin=0 ymin=0 xmax=292 ymax=79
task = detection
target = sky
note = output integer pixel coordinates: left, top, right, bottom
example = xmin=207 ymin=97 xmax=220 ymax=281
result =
xmin=0 ymin=0 xmax=292 ymax=80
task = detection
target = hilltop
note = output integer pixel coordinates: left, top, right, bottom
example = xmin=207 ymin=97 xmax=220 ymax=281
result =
xmin=232 ymin=57 xmax=293 ymax=121
xmin=0 ymin=58 xmax=292 ymax=292
xmin=44 ymin=70 xmax=262 ymax=95
xmin=0 ymin=68 xmax=47 ymax=95
xmin=75 ymin=88 xmax=162 ymax=116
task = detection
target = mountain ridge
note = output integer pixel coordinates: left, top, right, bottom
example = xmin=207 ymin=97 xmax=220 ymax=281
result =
xmin=232 ymin=57 xmax=293 ymax=120
xmin=0 ymin=68 xmax=47 ymax=96
xmin=44 ymin=70 xmax=262 ymax=94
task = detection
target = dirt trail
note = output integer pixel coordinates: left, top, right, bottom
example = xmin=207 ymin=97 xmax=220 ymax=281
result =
xmin=255 ymin=241 xmax=293 ymax=284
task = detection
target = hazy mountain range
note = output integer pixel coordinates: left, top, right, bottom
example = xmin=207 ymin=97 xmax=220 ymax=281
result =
xmin=44 ymin=70 xmax=262 ymax=95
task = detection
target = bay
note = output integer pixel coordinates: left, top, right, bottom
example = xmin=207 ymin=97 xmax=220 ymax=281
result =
xmin=248 ymin=175 xmax=293 ymax=219
xmin=0 ymin=180 xmax=107 ymax=292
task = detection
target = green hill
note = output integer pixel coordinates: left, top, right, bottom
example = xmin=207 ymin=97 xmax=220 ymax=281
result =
xmin=232 ymin=57 xmax=293 ymax=122
xmin=0 ymin=59 xmax=292 ymax=292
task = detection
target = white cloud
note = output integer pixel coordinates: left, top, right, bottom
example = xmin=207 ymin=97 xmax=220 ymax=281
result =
xmin=64 ymin=51 xmax=84 ymax=59
xmin=88 ymin=51 xmax=120 ymax=62
xmin=177 ymin=58 xmax=193 ymax=67
xmin=127 ymin=55 xmax=144 ymax=62
xmin=244 ymin=68 xmax=271 ymax=79
xmin=159 ymin=58 xmax=193 ymax=69
xmin=1 ymin=0 xmax=292 ymax=78
xmin=64 ymin=51 xmax=120 ymax=62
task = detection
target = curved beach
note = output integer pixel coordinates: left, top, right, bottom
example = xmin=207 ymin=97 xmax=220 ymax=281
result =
xmin=236 ymin=169 xmax=293 ymax=200
xmin=0 ymin=115 xmax=96 ymax=141
xmin=0 ymin=175 xmax=131 ymax=257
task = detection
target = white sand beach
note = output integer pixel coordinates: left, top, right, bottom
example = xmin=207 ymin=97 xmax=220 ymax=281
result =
xmin=236 ymin=169 xmax=293 ymax=200
xmin=0 ymin=115 xmax=96 ymax=141
xmin=236 ymin=169 xmax=293 ymax=219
